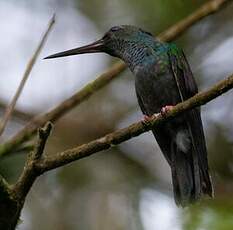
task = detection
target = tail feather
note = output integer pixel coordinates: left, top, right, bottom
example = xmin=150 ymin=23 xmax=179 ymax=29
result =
xmin=200 ymin=167 xmax=213 ymax=197
xmin=171 ymin=141 xmax=212 ymax=206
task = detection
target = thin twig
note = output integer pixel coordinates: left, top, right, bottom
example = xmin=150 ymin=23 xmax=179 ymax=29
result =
xmin=158 ymin=0 xmax=230 ymax=42
xmin=13 ymin=122 xmax=52 ymax=200
xmin=0 ymin=101 xmax=33 ymax=121
xmin=34 ymin=122 xmax=52 ymax=160
xmin=36 ymin=72 xmax=233 ymax=172
xmin=0 ymin=14 xmax=55 ymax=136
xmin=0 ymin=0 xmax=230 ymax=157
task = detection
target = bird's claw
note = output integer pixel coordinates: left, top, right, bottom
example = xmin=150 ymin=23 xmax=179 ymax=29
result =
xmin=143 ymin=115 xmax=151 ymax=121
xmin=160 ymin=105 xmax=174 ymax=116
xmin=142 ymin=114 xmax=151 ymax=124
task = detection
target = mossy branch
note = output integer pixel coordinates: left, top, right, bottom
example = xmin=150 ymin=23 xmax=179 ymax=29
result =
xmin=33 ymin=73 xmax=233 ymax=172
xmin=0 ymin=0 xmax=230 ymax=158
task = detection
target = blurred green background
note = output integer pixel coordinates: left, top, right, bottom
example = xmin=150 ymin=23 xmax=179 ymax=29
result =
xmin=0 ymin=0 xmax=233 ymax=229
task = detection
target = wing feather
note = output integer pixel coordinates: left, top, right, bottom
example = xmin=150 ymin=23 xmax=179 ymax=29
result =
xmin=168 ymin=44 xmax=212 ymax=195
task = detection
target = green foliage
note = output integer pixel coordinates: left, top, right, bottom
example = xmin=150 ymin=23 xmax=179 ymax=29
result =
xmin=183 ymin=199 xmax=233 ymax=230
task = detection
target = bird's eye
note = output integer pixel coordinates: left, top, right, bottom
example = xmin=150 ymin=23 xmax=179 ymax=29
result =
xmin=110 ymin=26 xmax=122 ymax=32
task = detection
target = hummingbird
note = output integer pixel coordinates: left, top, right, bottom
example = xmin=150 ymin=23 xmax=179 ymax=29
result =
xmin=45 ymin=25 xmax=213 ymax=206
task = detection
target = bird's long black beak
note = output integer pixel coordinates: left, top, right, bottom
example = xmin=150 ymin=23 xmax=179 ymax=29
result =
xmin=44 ymin=39 xmax=105 ymax=59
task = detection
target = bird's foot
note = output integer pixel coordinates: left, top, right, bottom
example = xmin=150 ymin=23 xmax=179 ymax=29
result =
xmin=142 ymin=114 xmax=152 ymax=124
xmin=142 ymin=113 xmax=159 ymax=125
xmin=143 ymin=115 xmax=151 ymax=122
xmin=160 ymin=105 xmax=174 ymax=116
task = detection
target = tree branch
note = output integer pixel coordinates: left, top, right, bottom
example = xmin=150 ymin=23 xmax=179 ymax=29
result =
xmin=12 ymin=122 xmax=52 ymax=202
xmin=0 ymin=175 xmax=19 ymax=230
xmin=0 ymin=101 xmax=33 ymax=121
xmin=158 ymin=0 xmax=230 ymax=42
xmin=0 ymin=15 xmax=55 ymax=230
xmin=0 ymin=14 xmax=55 ymax=136
xmin=0 ymin=123 xmax=52 ymax=230
xmin=5 ymin=71 xmax=233 ymax=230
xmin=35 ymin=72 xmax=233 ymax=173
xmin=0 ymin=0 xmax=230 ymax=157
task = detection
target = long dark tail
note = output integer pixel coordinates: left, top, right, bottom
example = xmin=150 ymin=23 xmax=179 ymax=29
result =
xmin=171 ymin=142 xmax=213 ymax=207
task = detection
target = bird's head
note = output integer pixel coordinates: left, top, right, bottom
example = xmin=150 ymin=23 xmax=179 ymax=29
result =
xmin=44 ymin=25 xmax=154 ymax=59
